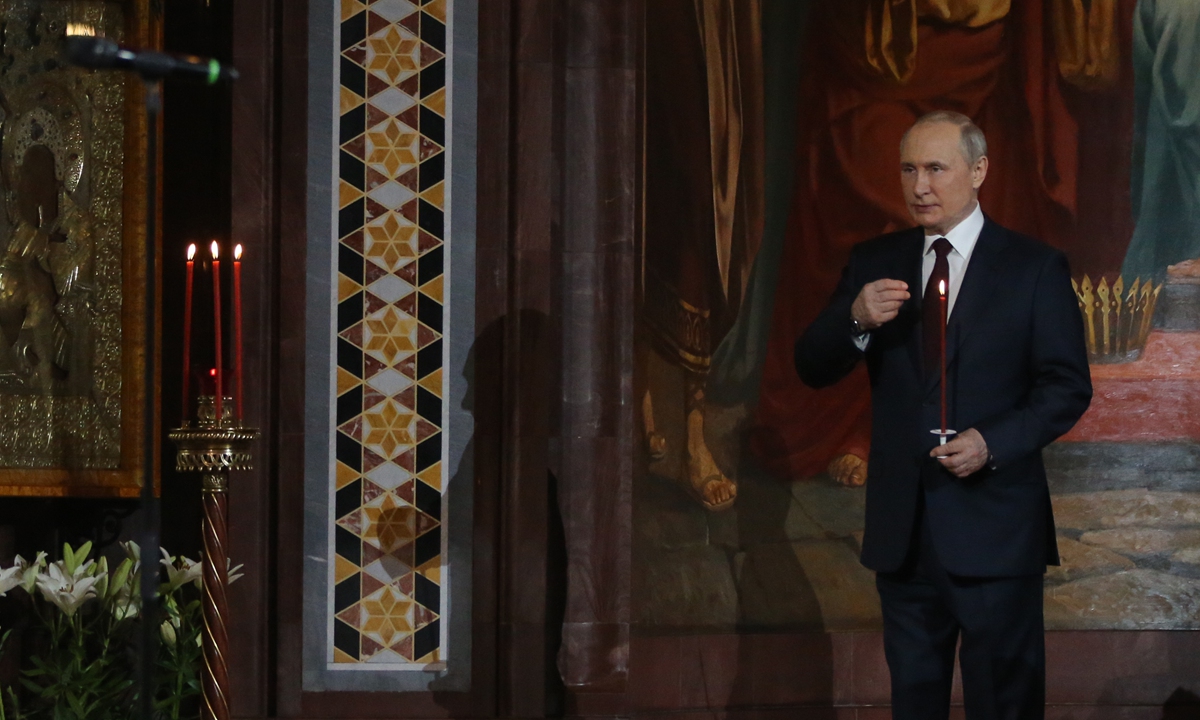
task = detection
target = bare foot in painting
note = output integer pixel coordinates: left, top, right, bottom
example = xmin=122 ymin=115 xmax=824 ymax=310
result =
xmin=641 ymin=389 xmax=667 ymax=460
xmin=685 ymin=406 xmax=736 ymax=511
xmin=828 ymin=453 xmax=868 ymax=487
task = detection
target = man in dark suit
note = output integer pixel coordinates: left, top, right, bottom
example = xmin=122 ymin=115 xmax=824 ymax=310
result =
xmin=795 ymin=111 xmax=1092 ymax=719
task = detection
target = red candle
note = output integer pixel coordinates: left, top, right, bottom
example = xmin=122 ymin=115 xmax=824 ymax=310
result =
xmin=182 ymin=244 xmax=196 ymax=424
xmin=939 ymin=279 xmax=948 ymax=436
xmin=211 ymin=241 xmax=223 ymax=425
xmin=234 ymin=244 xmax=244 ymax=422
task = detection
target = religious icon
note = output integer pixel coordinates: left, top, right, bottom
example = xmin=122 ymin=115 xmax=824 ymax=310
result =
xmin=0 ymin=0 xmax=158 ymax=495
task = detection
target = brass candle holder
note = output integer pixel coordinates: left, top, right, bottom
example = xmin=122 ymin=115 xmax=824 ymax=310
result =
xmin=169 ymin=396 xmax=257 ymax=720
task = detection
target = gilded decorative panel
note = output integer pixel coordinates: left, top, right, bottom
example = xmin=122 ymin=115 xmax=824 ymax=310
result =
xmin=0 ymin=0 xmax=156 ymax=495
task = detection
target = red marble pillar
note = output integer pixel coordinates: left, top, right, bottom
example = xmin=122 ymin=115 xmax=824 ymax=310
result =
xmin=556 ymin=0 xmax=640 ymax=694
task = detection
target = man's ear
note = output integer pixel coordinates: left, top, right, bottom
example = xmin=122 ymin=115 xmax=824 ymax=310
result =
xmin=972 ymin=155 xmax=989 ymax=189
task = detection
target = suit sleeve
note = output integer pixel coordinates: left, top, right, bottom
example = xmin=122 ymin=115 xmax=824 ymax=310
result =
xmin=974 ymin=251 xmax=1093 ymax=468
xmin=794 ymin=249 xmax=866 ymax=388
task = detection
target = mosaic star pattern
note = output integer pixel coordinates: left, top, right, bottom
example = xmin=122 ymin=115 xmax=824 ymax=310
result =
xmin=331 ymin=0 xmax=448 ymax=668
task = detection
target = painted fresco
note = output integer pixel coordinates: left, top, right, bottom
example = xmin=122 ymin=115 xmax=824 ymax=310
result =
xmin=635 ymin=0 xmax=1200 ymax=632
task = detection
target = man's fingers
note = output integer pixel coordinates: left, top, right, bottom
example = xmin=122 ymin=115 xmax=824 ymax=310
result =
xmin=856 ymin=279 xmax=913 ymax=330
xmin=873 ymin=289 xmax=912 ymax=303
xmin=931 ymin=439 xmax=967 ymax=458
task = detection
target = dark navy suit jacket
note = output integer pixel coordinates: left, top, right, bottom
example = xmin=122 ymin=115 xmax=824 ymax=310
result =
xmin=795 ymin=217 xmax=1093 ymax=577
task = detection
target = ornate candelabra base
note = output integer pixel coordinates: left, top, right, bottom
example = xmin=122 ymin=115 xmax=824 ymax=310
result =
xmin=169 ymin=397 xmax=257 ymax=720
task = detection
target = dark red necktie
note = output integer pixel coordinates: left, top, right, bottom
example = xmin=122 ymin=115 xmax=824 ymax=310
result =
xmin=922 ymin=237 xmax=952 ymax=374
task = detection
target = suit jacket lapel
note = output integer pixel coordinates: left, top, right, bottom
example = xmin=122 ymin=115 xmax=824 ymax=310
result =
xmin=923 ymin=216 xmax=1009 ymax=394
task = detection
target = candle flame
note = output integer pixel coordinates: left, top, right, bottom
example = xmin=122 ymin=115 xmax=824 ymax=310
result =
xmin=235 ymin=244 xmax=243 ymax=260
xmin=210 ymin=368 xmax=217 ymax=377
xmin=938 ymin=279 xmax=946 ymax=296
xmin=187 ymin=243 xmax=196 ymax=261
xmin=66 ymin=23 xmax=96 ymax=37
xmin=210 ymin=241 xmax=219 ymax=260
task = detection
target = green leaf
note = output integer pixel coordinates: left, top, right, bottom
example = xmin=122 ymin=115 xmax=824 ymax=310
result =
xmin=17 ymin=678 xmax=44 ymax=695
xmin=62 ymin=542 xmax=77 ymax=574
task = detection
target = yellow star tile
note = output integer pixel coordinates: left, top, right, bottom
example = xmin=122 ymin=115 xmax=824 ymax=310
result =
xmin=363 ymin=307 xmax=418 ymax=365
xmin=366 ymin=119 xmax=418 ymax=178
xmin=359 ymin=587 xmax=413 ymax=646
xmin=419 ymin=181 xmax=444 ymax=210
xmin=363 ymin=399 xmax=414 ymax=458
xmin=366 ymin=213 xmax=418 ymax=271
xmin=367 ymin=27 xmax=421 ymax=84
xmin=362 ymin=495 xmax=418 ymax=552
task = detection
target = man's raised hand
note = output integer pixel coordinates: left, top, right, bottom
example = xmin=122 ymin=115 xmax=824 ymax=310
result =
xmin=851 ymin=279 xmax=911 ymax=331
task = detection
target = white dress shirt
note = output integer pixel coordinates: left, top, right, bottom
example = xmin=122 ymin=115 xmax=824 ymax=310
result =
xmin=853 ymin=201 xmax=985 ymax=350
xmin=921 ymin=201 xmax=984 ymax=318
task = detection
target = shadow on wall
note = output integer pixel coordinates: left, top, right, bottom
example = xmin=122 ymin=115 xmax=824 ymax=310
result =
xmin=1163 ymin=688 xmax=1200 ymax=719
xmin=430 ymin=311 xmax=569 ymax=715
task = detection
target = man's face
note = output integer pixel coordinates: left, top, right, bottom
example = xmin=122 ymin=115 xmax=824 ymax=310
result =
xmin=900 ymin=122 xmax=987 ymax=235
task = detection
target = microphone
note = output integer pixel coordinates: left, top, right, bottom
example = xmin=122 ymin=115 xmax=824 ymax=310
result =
xmin=64 ymin=36 xmax=239 ymax=84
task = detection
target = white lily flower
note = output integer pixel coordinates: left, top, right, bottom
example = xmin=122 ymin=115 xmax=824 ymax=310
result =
xmin=0 ymin=558 xmax=25 ymax=596
xmin=35 ymin=560 xmax=99 ymax=617
xmin=161 ymin=550 xmax=202 ymax=594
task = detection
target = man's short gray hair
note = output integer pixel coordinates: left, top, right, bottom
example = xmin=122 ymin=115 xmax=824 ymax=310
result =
xmin=902 ymin=111 xmax=988 ymax=166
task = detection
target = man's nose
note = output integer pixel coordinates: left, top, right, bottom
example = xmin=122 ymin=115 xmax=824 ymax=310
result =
xmin=914 ymin=170 xmax=931 ymax=195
